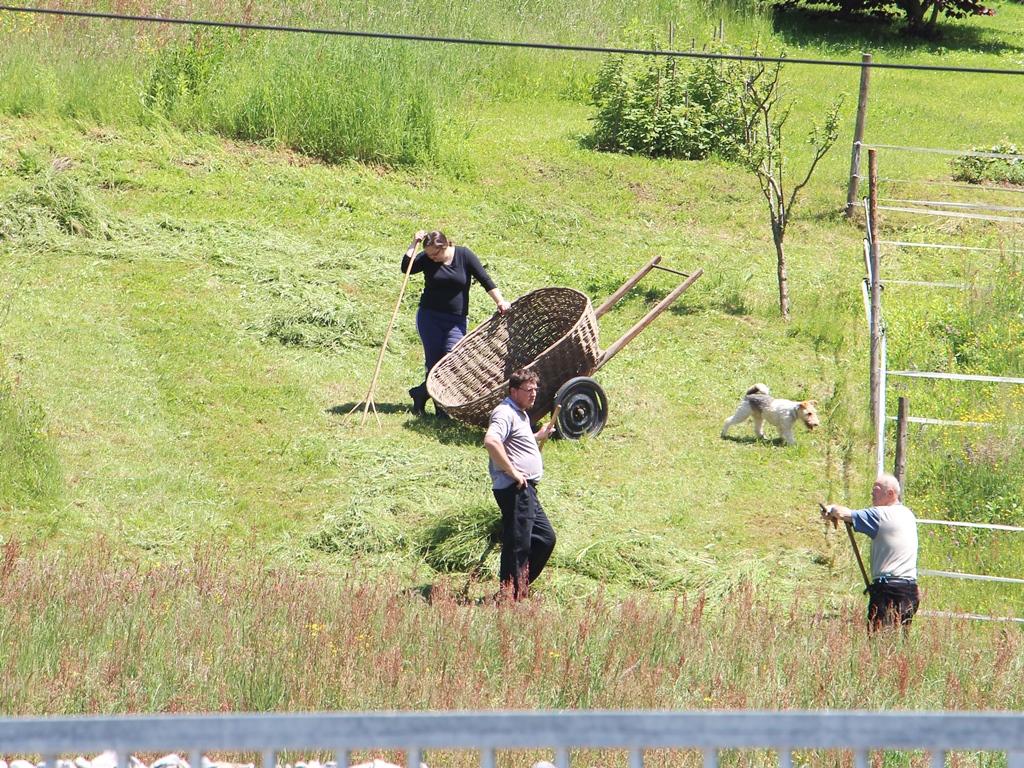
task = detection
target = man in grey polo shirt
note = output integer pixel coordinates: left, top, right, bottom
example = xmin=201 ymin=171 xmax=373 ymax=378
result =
xmin=822 ymin=473 xmax=920 ymax=632
xmin=483 ymin=368 xmax=557 ymax=600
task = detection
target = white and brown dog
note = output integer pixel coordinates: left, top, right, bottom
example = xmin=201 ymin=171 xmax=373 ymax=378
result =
xmin=721 ymin=384 xmax=820 ymax=446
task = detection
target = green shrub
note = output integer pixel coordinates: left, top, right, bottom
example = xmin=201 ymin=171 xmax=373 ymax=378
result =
xmin=587 ymin=33 xmax=754 ymax=160
xmin=143 ymin=29 xmax=239 ymax=118
xmin=950 ymin=140 xmax=1024 ymax=185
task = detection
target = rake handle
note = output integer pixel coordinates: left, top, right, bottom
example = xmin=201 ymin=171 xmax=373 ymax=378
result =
xmin=345 ymin=238 xmax=422 ymax=426
xmin=846 ymin=521 xmax=872 ymax=590
xmin=820 ymin=502 xmax=871 ymax=590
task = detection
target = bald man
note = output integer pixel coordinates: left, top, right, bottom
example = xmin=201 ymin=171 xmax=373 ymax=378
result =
xmin=822 ymin=473 xmax=920 ymax=632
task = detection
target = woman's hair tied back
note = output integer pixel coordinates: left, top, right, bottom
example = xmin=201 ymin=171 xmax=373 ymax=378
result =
xmin=423 ymin=230 xmax=450 ymax=248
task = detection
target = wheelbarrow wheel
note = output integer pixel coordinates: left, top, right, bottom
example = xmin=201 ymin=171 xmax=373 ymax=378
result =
xmin=553 ymin=377 xmax=608 ymax=440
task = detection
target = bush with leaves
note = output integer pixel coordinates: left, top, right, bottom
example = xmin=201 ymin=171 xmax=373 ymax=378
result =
xmin=951 ymin=140 xmax=1024 ymax=186
xmin=588 ymin=37 xmax=756 ymax=161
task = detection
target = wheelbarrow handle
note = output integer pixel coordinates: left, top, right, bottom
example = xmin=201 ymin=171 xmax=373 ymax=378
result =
xmin=595 ymin=268 xmax=703 ymax=372
xmin=594 ymin=256 xmax=662 ymax=319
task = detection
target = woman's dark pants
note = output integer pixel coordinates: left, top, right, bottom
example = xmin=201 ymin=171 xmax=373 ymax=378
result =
xmin=413 ymin=307 xmax=467 ymax=416
xmin=416 ymin=307 xmax=467 ymax=374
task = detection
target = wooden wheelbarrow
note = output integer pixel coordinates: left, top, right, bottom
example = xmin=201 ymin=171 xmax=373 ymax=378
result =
xmin=427 ymin=257 xmax=703 ymax=438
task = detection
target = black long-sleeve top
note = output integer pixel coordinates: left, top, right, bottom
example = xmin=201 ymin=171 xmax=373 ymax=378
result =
xmin=400 ymin=246 xmax=497 ymax=317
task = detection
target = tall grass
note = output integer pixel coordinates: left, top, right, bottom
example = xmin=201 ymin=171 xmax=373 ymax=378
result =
xmin=196 ymin=34 xmax=460 ymax=168
xmin=2 ymin=539 xmax=1024 ymax=725
xmin=0 ymin=0 xmax=771 ymax=166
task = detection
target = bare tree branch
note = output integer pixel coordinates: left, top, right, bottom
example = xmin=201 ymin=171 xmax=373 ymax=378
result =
xmin=735 ymin=56 xmax=843 ymax=320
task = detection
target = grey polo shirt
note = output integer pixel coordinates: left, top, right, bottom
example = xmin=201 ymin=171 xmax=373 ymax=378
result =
xmin=850 ymin=503 xmax=918 ymax=581
xmin=486 ymin=397 xmax=543 ymax=490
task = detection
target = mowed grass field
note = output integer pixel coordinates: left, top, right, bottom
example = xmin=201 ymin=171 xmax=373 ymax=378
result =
xmin=2 ymin=0 xmax=1024 ymax=722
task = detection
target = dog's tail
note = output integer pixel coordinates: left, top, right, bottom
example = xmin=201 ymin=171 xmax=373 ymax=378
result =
xmin=745 ymin=383 xmax=770 ymax=396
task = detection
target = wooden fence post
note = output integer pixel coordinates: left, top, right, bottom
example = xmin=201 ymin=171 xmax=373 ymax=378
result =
xmin=894 ymin=396 xmax=909 ymax=501
xmin=845 ymin=53 xmax=872 ymax=217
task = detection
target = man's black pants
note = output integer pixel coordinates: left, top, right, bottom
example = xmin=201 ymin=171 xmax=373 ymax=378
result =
xmin=493 ymin=480 xmax=556 ymax=599
xmin=867 ymin=579 xmax=920 ymax=631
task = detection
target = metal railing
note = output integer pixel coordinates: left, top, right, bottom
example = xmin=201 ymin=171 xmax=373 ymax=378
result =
xmin=3 ymin=712 xmax=1024 ymax=768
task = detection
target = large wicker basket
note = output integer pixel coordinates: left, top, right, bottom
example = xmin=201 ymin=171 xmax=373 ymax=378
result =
xmin=427 ymin=287 xmax=600 ymax=428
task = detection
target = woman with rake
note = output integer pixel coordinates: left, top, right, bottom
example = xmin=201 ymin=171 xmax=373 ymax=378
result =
xmin=402 ymin=229 xmax=511 ymax=417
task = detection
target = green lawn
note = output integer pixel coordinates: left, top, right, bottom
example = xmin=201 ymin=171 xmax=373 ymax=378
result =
xmin=2 ymin=0 xmax=1024 ymax=620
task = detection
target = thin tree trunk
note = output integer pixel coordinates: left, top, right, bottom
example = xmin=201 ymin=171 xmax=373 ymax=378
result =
xmin=774 ymin=226 xmax=790 ymax=321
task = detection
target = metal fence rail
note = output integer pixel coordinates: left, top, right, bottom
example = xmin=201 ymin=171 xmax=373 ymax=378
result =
xmin=3 ymin=712 xmax=1024 ymax=768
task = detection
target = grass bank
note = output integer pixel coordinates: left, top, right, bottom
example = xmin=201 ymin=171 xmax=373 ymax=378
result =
xmin=1 ymin=0 xmax=1024 ymax=708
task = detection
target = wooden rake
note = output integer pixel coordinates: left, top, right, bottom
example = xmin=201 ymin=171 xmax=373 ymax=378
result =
xmin=820 ymin=502 xmax=871 ymax=589
xmin=344 ymin=238 xmax=420 ymax=427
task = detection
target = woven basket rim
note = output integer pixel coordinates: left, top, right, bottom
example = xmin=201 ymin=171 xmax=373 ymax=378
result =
xmin=428 ymin=286 xmax=598 ymax=414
